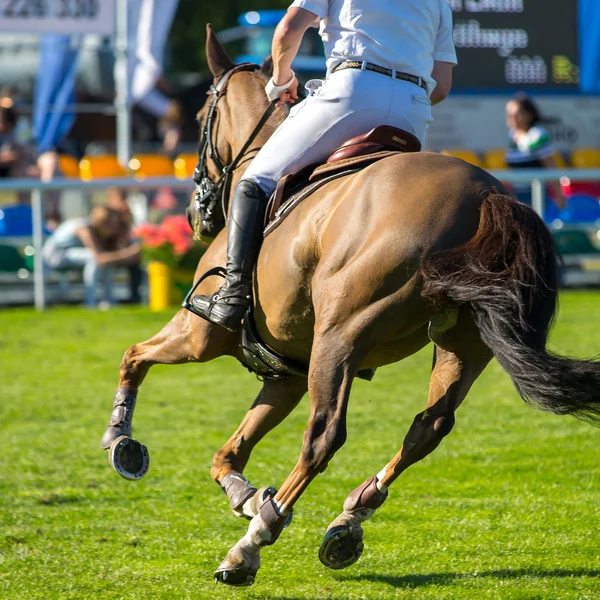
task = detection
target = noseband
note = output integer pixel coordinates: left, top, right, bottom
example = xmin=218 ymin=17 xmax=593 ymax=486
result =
xmin=192 ymin=63 xmax=278 ymax=239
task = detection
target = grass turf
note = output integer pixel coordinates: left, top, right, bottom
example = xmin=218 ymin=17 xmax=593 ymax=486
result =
xmin=1 ymin=291 xmax=600 ymax=599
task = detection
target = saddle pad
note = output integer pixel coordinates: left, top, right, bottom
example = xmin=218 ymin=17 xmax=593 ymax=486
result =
xmin=264 ymin=150 xmax=402 ymax=239
xmin=309 ymin=150 xmax=401 ymax=181
xmin=264 ymin=168 xmax=360 ymax=238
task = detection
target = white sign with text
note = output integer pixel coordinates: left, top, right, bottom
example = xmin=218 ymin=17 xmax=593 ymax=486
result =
xmin=0 ymin=0 xmax=114 ymax=34
xmin=428 ymin=96 xmax=600 ymax=153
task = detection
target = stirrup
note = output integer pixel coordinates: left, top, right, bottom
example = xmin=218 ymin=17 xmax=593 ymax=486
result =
xmin=182 ymin=266 xmax=227 ymax=314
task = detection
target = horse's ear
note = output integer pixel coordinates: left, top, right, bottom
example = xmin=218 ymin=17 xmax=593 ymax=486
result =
xmin=206 ymin=23 xmax=235 ymax=81
xmin=260 ymin=55 xmax=274 ymax=78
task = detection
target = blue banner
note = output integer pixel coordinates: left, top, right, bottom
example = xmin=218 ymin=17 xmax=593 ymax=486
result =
xmin=579 ymin=0 xmax=600 ymax=94
xmin=33 ymin=35 xmax=79 ymax=155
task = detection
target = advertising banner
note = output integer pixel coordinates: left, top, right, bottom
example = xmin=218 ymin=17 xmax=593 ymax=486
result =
xmin=428 ymin=96 xmax=600 ymax=152
xmin=0 ymin=0 xmax=115 ymax=35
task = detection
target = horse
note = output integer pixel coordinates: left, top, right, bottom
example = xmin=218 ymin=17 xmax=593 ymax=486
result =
xmin=101 ymin=25 xmax=600 ymax=587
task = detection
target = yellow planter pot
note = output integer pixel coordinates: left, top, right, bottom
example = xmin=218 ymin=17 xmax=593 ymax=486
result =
xmin=170 ymin=267 xmax=196 ymax=305
xmin=147 ymin=261 xmax=172 ymax=311
xmin=147 ymin=262 xmax=196 ymax=311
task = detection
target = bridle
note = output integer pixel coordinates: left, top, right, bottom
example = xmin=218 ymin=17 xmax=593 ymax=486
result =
xmin=192 ymin=63 xmax=278 ymax=239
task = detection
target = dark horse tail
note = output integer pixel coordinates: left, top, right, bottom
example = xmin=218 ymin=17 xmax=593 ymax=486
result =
xmin=420 ymin=189 xmax=600 ymax=425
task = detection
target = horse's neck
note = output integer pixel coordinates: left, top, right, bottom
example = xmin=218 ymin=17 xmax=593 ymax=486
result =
xmin=229 ymin=100 xmax=286 ymax=160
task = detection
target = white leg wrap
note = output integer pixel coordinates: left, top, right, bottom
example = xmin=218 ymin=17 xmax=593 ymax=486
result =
xmin=240 ymin=497 xmax=258 ymax=519
xmin=342 ymin=507 xmax=377 ymax=524
xmin=376 ymin=467 xmax=389 ymax=493
xmin=241 ymin=514 xmax=273 ymax=553
xmin=273 ymin=497 xmax=289 ymax=516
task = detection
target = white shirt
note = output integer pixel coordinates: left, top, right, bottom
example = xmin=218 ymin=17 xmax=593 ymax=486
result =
xmin=290 ymin=0 xmax=457 ymax=94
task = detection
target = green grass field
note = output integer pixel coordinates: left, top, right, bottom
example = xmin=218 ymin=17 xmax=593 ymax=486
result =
xmin=1 ymin=292 xmax=600 ymax=599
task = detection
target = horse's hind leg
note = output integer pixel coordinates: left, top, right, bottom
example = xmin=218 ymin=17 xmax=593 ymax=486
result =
xmin=211 ymin=376 xmax=307 ymax=519
xmin=319 ymin=308 xmax=492 ymax=570
xmin=101 ymin=309 xmax=233 ymax=479
xmin=212 ymin=323 xmax=364 ymax=586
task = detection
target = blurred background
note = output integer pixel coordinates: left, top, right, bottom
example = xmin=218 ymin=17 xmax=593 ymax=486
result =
xmin=1 ymin=0 xmax=600 ymax=309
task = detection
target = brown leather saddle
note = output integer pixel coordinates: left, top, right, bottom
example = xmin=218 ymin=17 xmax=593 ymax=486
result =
xmin=264 ymin=125 xmax=421 ymax=237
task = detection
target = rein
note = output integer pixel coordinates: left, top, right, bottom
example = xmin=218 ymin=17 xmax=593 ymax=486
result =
xmin=193 ymin=63 xmax=278 ymax=239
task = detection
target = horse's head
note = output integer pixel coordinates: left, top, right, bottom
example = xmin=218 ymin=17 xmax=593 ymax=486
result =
xmin=186 ymin=25 xmax=282 ymax=242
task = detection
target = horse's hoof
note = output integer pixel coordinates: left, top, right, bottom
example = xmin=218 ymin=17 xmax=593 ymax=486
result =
xmin=246 ymin=486 xmax=293 ymax=528
xmin=318 ymin=522 xmax=364 ymax=570
xmin=214 ymin=565 xmax=257 ymax=587
xmin=108 ymin=435 xmax=149 ymax=480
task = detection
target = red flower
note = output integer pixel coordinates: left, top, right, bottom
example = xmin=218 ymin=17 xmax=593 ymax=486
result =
xmin=136 ymin=215 xmax=195 ymax=266
xmin=133 ymin=223 xmax=157 ymax=239
xmin=162 ymin=215 xmax=190 ymax=235
xmin=145 ymin=231 xmax=170 ymax=248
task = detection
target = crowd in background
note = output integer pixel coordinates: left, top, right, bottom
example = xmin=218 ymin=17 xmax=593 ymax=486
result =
xmin=0 ymin=82 xmax=571 ymax=308
xmin=0 ymin=83 xmax=185 ymax=309
xmin=42 ymin=190 xmax=142 ymax=308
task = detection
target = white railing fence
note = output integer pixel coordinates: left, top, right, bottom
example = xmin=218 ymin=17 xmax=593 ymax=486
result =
xmin=0 ymin=177 xmax=193 ymax=311
xmin=488 ymin=168 xmax=600 ymax=216
xmin=1 ymin=168 xmax=599 ymax=311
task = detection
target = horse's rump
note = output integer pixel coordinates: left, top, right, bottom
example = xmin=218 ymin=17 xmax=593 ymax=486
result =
xmin=421 ymin=189 xmax=600 ymax=425
xmin=254 ymin=152 xmax=497 ymax=359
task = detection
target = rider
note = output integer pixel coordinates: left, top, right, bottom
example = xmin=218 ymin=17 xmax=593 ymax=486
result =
xmin=189 ymin=0 xmax=457 ymax=331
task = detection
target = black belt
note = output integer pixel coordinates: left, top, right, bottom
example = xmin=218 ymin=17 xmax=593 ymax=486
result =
xmin=332 ymin=61 xmax=428 ymax=92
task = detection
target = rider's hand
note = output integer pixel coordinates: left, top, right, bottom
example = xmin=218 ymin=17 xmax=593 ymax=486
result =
xmin=277 ymin=78 xmax=299 ymax=106
xmin=266 ymin=71 xmax=298 ymax=105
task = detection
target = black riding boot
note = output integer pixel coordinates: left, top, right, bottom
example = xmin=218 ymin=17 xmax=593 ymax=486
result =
xmin=188 ymin=180 xmax=267 ymax=331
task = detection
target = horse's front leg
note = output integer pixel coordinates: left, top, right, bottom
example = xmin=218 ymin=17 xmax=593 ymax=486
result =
xmin=100 ymin=308 xmax=234 ymax=479
xmin=212 ymin=376 xmax=307 ymax=519
xmin=213 ymin=327 xmax=361 ymax=586
xmin=319 ymin=309 xmax=492 ymax=570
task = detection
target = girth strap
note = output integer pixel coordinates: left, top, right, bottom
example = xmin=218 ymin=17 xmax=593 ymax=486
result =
xmin=240 ymin=308 xmax=307 ymax=381
xmin=183 ymin=269 xmax=377 ymax=383
xmin=240 ymin=307 xmax=377 ymax=382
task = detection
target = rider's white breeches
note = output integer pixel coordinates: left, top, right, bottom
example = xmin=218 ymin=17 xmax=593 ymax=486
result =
xmin=243 ymin=68 xmax=434 ymax=196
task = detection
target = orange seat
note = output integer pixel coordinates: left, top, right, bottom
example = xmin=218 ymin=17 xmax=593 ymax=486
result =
xmin=441 ymin=149 xmax=483 ymax=168
xmin=129 ymin=154 xmax=174 ymax=179
xmin=79 ymin=155 xmax=127 ymax=180
xmin=484 ymin=148 xmax=507 ymax=170
xmin=174 ymin=154 xmax=198 ymax=180
xmin=571 ymin=147 xmax=600 ymax=169
xmin=58 ymin=154 xmax=80 ymax=178
xmin=553 ymin=151 xmax=568 ymax=168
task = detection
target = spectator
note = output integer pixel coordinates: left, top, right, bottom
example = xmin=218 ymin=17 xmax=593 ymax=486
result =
xmin=0 ymin=104 xmax=22 ymax=178
xmin=106 ymin=188 xmax=144 ymax=304
xmin=505 ymin=93 xmax=566 ymax=209
xmin=42 ymin=206 xmax=140 ymax=308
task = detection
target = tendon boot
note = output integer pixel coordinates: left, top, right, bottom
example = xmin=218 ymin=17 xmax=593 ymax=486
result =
xmin=188 ymin=180 xmax=267 ymax=331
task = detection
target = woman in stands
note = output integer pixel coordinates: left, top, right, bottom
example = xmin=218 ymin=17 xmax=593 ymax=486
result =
xmin=42 ymin=205 xmax=140 ymax=308
xmin=505 ymin=92 xmax=566 ymax=209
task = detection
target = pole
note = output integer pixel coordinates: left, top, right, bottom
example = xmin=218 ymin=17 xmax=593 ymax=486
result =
xmin=31 ymin=188 xmax=46 ymax=311
xmin=531 ymin=178 xmax=544 ymax=217
xmin=115 ymin=0 xmax=132 ymax=168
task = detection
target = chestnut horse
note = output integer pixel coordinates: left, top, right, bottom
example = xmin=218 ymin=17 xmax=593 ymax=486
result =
xmin=101 ymin=27 xmax=600 ymax=586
